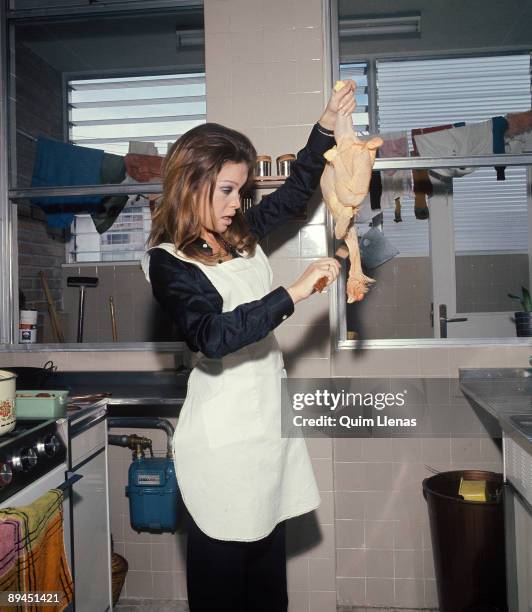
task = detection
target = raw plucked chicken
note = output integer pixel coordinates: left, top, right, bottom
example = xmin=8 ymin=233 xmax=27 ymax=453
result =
xmin=318 ymin=80 xmax=383 ymax=303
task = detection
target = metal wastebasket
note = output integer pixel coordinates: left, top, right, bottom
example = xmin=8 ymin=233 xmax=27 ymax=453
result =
xmin=422 ymin=470 xmax=507 ymax=612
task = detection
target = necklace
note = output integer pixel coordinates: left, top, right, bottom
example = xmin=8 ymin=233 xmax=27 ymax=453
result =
xmin=201 ymin=233 xmax=239 ymax=263
xmin=213 ymin=235 xmax=238 ymax=263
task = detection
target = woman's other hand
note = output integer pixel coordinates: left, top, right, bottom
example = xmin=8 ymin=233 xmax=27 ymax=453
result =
xmin=318 ymin=79 xmax=356 ymax=131
xmin=286 ymin=258 xmax=341 ymax=304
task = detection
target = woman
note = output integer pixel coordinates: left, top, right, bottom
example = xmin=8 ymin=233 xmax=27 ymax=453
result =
xmin=142 ymin=81 xmax=355 ymax=612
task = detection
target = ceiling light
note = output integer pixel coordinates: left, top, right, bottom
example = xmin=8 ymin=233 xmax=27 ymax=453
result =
xmin=339 ymin=14 xmax=421 ymax=38
xmin=176 ymin=28 xmax=204 ymax=48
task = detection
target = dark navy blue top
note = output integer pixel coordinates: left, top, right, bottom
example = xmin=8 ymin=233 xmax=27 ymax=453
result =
xmin=149 ymin=123 xmax=334 ymax=359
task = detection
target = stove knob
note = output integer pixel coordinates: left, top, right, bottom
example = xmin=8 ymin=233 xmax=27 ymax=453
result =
xmin=12 ymin=448 xmax=38 ymax=472
xmin=35 ymin=435 xmax=61 ymax=458
xmin=0 ymin=462 xmax=12 ymax=487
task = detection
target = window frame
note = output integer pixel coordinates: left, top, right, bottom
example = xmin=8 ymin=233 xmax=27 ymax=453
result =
xmin=62 ymin=66 xmax=206 ymax=264
xmin=330 ymin=10 xmax=532 ymax=349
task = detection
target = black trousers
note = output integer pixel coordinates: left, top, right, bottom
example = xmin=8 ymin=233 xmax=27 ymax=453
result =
xmin=186 ymin=513 xmax=288 ymax=612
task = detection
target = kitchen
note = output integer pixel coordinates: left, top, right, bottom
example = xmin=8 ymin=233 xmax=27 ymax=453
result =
xmin=0 ymin=0 xmax=531 ymax=611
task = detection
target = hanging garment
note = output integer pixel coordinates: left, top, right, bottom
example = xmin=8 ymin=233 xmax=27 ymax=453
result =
xmin=369 ymin=170 xmax=382 ymax=210
xmin=128 ymin=141 xmax=159 ymax=156
xmin=31 ymin=137 xmax=104 ymax=229
xmin=358 ymin=227 xmax=399 ymax=270
xmin=378 ymin=131 xmax=409 ymax=175
xmin=410 ymin=122 xmax=465 ymax=219
xmin=491 ymin=116 xmax=509 ymax=180
xmin=142 ymin=243 xmax=320 ymax=542
xmin=376 ymin=131 xmax=412 ymax=219
xmin=412 ymin=120 xmax=492 ymax=178
xmin=353 ymin=171 xmax=384 ymax=225
xmin=394 ymin=198 xmax=402 ymax=223
xmin=505 ymin=121 xmax=532 ymax=154
xmin=505 ymin=110 xmax=532 ymax=138
xmin=91 ymin=152 xmax=128 ymax=234
xmin=124 ymin=153 xmax=164 ymax=183
xmin=380 ymin=170 xmax=413 ymax=211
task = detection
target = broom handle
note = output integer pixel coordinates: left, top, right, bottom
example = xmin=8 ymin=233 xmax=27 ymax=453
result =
xmin=109 ymin=296 xmax=118 ymax=342
xmin=39 ymin=271 xmax=65 ymax=343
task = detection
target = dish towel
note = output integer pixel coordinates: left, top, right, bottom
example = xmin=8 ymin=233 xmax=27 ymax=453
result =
xmin=90 ymin=152 xmax=128 ymax=234
xmin=0 ymin=489 xmax=74 ymax=612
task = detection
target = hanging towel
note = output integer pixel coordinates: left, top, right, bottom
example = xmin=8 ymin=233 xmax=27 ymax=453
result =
xmin=31 ymin=137 xmax=105 ymax=229
xmin=0 ymin=489 xmax=73 ymax=612
xmin=90 ymin=152 xmax=128 ymax=234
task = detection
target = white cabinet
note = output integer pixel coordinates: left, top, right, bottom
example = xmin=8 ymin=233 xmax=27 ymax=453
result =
xmin=69 ymin=409 xmax=112 ymax=612
xmin=503 ymin=433 xmax=532 ymax=612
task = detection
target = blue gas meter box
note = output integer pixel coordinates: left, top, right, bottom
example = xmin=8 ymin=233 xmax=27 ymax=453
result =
xmin=126 ymin=456 xmax=181 ymax=532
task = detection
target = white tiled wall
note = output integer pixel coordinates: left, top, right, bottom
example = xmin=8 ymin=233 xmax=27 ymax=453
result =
xmin=204 ymin=1 xmax=335 ymax=610
xmin=331 ymin=344 xmax=531 ymax=608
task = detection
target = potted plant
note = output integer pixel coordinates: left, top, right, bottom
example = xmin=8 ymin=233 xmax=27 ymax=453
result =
xmin=508 ymin=286 xmax=532 ymax=337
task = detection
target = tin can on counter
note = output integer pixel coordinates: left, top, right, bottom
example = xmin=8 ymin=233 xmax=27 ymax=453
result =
xmin=276 ymin=154 xmax=296 ymax=177
xmin=19 ymin=309 xmax=38 ymax=344
xmin=255 ymin=155 xmax=272 ymax=177
xmin=0 ymin=370 xmax=16 ymax=435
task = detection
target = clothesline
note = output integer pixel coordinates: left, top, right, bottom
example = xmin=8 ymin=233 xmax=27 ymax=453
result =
xmin=18 ymin=109 xmax=532 ymax=232
xmin=10 ymin=153 xmax=532 ymax=201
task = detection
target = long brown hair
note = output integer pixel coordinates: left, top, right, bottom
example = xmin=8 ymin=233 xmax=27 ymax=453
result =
xmin=148 ymin=122 xmax=258 ymax=264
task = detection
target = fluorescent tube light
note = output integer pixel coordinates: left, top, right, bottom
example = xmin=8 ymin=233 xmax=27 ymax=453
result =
xmin=340 ymin=14 xmax=421 ymax=38
xmin=176 ymin=29 xmax=204 ymax=47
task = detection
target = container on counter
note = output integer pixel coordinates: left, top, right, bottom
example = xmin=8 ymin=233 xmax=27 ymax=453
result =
xmin=0 ymin=370 xmax=17 ymax=435
xmin=19 ymin=309 xmax=38 ymax=344
xmin=15 ymin=390 xmax=69 ymax=418
xmin=255 ymin=155 xmax=272 ymax=177
xmin=276 ymin=153 xmax=296 ymax=177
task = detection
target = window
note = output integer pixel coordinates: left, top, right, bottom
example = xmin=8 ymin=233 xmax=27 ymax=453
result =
xmin=339 ymin=62 xmax=369 ymax=133
xmin=341 ymin=54 xmax=532 ymax=256
xmin=377 ymin=54 xmax=530 ymax=256
xmin=68 ymin=72 xmax=206 ymax=262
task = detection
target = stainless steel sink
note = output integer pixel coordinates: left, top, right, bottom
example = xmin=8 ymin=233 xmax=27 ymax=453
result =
xmin=510 ymin=414 xmax=532 ymax=440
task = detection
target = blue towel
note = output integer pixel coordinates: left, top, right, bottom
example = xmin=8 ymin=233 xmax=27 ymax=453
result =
xmin=31 ymin=138 xmax=105 ymax=228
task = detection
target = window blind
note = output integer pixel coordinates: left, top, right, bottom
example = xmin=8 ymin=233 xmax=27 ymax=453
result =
xmin=68 ymin=72 xmax=206 ymax=262
xmin=375 ymin=54 xmax=531 ymax=255
xmin=339 ymin=63 xmax=369 ymax=133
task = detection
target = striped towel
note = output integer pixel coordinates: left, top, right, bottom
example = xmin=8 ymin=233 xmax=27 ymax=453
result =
xmin=0 ymin=490 xmax=73 ymax=612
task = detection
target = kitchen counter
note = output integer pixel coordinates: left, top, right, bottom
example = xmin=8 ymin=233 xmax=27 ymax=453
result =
xmin=16 ymin=369 xmax=189 ymax=420
xmin=459 ymin=368 xmax=532 ymax=455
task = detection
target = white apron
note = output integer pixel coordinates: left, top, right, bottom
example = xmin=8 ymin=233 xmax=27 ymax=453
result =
xmin=142 ymin=243 xmax=321 ymax=541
